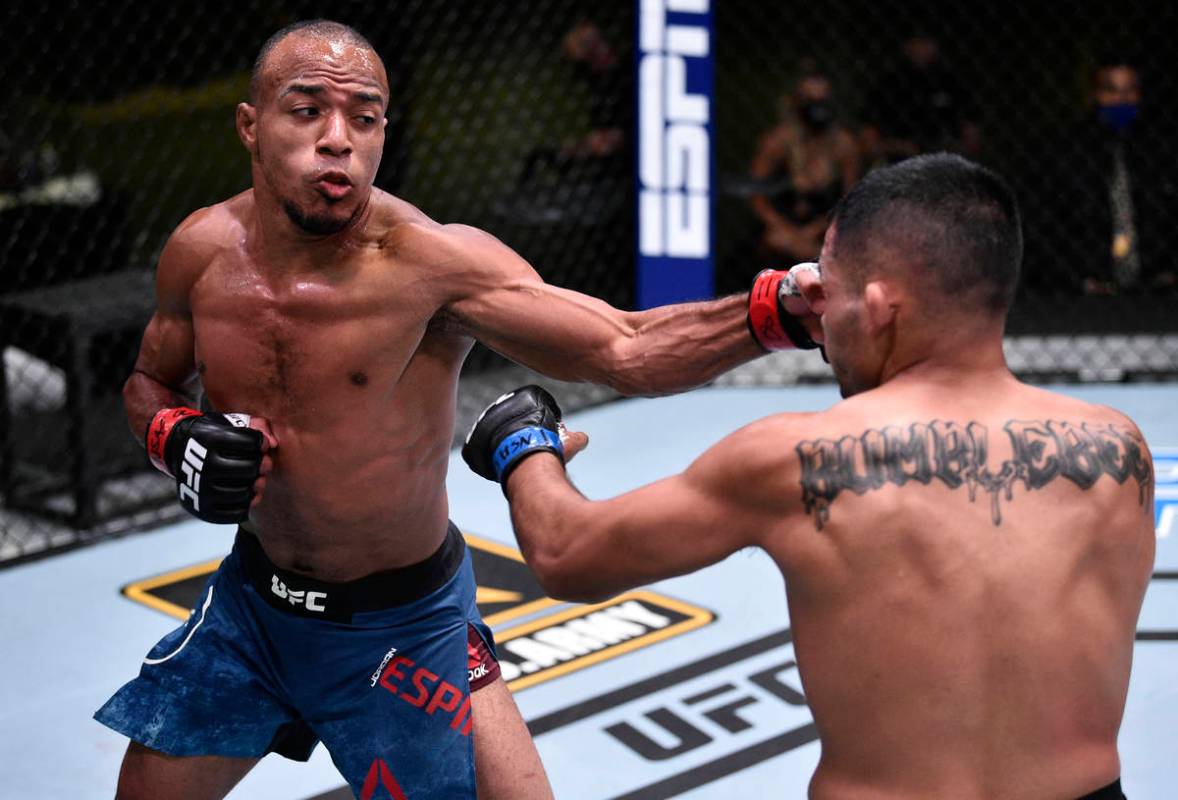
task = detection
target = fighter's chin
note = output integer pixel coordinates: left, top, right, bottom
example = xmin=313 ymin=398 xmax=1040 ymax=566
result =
xmin=836 ymin=380 xmax=859 ymax=399
xmin=833 ymin=364 xmax=874 ymax=398
xmin=282 ymin=199 xmax=356 ymax=236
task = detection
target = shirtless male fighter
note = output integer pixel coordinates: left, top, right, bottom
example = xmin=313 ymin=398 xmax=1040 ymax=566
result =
xmin=464 ymin=154 xmax=1155 ymax=799
xmin=94 ymin=19 xmax=819 ymax=800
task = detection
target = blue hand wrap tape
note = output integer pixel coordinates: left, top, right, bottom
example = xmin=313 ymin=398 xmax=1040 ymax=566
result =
xmin=492 ymin=427 xmax=563 ymax=480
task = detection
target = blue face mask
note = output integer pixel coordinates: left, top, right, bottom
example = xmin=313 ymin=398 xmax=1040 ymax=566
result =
xmin=1097 ymin=103 xmax=1139 ymax=133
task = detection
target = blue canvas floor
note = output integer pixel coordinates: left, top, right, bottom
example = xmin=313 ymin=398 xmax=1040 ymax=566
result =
xmin=1 ymin=384 xmax=1175 ymax=798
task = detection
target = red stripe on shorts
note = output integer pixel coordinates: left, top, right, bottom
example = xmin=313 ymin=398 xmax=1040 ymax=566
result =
xmin=466 ymin=624 xmax=500 ymax=691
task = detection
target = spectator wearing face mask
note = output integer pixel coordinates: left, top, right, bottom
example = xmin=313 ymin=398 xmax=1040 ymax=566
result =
xmin=748 ymin=67 xmax=860 ymax=265
xmin=1036 ymin=57 xmax=1178 ymax=295
xmin=514 ymin=18 xmax=629 ymax=193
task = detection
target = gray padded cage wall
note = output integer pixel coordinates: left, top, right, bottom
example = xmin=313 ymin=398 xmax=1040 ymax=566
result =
xmin=2 ymin=0 xmax=1175 ymax=563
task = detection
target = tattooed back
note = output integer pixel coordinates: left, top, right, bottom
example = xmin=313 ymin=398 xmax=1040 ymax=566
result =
xmin=759 ymin=375 xmax=1155 ymax=799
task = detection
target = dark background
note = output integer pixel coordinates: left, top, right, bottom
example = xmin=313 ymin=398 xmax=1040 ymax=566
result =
xmin=1 ymin=0 xmax=1175 ymax=554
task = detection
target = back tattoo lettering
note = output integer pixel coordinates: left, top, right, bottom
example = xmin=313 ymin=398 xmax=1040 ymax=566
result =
xmin=796 ymin=420 xmax=1153 ymax=530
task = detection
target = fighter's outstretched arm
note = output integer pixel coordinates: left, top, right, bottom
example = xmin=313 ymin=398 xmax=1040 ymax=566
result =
xmin=429 ymin=223 xmax=808 ymax=396
xmin=500 ymin=417 xmax=796 ymax=603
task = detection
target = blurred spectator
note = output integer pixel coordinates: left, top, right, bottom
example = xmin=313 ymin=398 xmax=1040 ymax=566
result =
xmin=561 ymin=19 xmax=627 ymax=162
xmin=1036 ymin=58 xmax=1177 ymax=295
xmin=516 ymin=18 xmax=628 ymax=192
xmin=860 ymin=33 xmax=981 ymax=165
xmin=748 ymin=68 xmax=859 ymax=265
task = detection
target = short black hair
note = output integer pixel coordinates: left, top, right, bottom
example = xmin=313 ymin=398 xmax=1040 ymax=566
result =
xmin=1094 ymin=46 xmax=1141 ymax=74
xmin=250 ymin=20 xmax=377 ymax=103
xmin=830 ymin=153 xmax=1022 ymax=315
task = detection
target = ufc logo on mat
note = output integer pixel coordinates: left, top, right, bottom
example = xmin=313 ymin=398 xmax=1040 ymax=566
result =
xmin=271 ymin=575 xmax=327 ymax=612
xmin=178 ymin=439 xmax=207 ymax=510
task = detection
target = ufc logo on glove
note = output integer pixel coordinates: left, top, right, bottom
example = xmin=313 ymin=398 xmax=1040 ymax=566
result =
xmin=178 ymin=439 xmax=208 ymax=510
xmin=145 ymin=407 xmax=264 ymax=524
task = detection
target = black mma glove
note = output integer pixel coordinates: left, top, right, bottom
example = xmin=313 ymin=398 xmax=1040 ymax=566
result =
xmin=146 ymin=407 xmax=264 ymax=524
xmin=747 ymin=264 xmax=822 ymax=351
xmin=462 ymin=386 xmax=565 ymax=489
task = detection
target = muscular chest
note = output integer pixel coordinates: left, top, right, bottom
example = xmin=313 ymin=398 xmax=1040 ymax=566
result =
xmin=190 ymin=252 xmax=437 ymax=415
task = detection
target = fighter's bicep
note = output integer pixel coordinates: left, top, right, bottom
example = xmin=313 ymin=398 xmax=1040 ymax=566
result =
xmin=435 ymin=224 xmax=541 ymax=315
xmin=587 ymin=461 xmax=773 ymax=585
xmin=133 ymin=309 xmax=197 ymax=388
xmin=438 ymin=228 xmax=631 ymax=374
xmin=679 ymin=419 xmax=800 ymax=544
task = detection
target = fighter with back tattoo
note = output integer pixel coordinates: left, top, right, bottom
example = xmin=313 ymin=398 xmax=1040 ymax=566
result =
xmin=465 ymin=153 xmax=1154 ymax=800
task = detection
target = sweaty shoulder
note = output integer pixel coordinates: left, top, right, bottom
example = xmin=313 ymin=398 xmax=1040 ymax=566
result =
xmin=168 ymin=192 xmax=250 ymax=264
xmin=999 ymin=383 xmax=1150 ymax=441
xmin=377 ymin=199 xmax=529 ymax=295
xmin=387 ymin=216 xmax=497 ymax=266
xmin=690 ymin=412 xmax=819 ymax=515
xmin=153 ymin=193 xmax=250 ymax=312
xmin=364 ymin=188 xmax=435 ymax=235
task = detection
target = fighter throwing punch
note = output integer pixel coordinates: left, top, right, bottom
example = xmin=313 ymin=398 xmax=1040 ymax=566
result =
xmin=95 ymin=18 xmax=820 ymax=800
xmin=465 ymin=154 xmax=1154 ymax=799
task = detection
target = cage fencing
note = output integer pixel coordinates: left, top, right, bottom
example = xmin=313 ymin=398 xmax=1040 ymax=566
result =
xmin=2 ymin=0 xmax=1175 ymax=563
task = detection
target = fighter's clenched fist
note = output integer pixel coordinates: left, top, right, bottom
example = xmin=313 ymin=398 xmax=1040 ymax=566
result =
xmin=747 ymin=261 xmax=824 ymax=351
xmin=146 ymin=407 xmax=272 ymax=523
xmin=463 ymin=386 xmax=567 ymax=486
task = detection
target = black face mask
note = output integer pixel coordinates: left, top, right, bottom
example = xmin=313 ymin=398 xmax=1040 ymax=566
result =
xmin=798 ymin=102 xmax=834 ymax=131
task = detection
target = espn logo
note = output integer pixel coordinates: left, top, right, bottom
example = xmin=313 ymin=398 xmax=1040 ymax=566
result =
xmin=177 ymin=439 xmax=207 ymax=511
xmin=638 ymin=0 xmax=712 ymax=259
xmin=271 ymin=575 xmax=328 ymax=613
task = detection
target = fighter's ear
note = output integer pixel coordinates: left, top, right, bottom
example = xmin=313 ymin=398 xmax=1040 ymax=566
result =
xmin=863 ymin=279 xmax=898 ymax=335
xmin=236 ymin=102 xmax=258 ymax=155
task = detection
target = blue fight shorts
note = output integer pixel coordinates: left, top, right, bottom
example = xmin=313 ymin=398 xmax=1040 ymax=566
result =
xmin=95 ymin=523 xmax=501 ymax=798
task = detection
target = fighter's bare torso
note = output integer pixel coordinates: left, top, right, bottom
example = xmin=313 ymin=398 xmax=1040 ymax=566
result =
xmin=175 ymin=188 xmax=477 ymax=577
xmin=134 ymin=171 xmax=760 ymax=580
xmin=759 ymin=375 xmax=1155 ymax=798
xmin=500 ymin=367 xmax=1155 ymax=798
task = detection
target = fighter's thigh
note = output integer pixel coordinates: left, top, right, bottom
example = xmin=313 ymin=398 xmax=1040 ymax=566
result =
xmin=116 ymin=740 xmax=258 ymax=800
xmin=471 ymin=677 xmax=553 ymax=800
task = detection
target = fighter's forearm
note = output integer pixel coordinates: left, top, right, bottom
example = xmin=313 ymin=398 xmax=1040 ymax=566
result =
xmin=122 ymin=369 xmax=194 ymax=443
xmin=504 ymin=455 xmax=618 ymax=603
xmin=603 ymin=294 xmax=761 ymax=397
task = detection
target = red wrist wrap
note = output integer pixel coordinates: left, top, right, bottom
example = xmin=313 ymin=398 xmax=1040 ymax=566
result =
xmin=748 ymin=269 xmax=793 ymax=351
xmin=146 ymin=407 xmax=201 ymax=475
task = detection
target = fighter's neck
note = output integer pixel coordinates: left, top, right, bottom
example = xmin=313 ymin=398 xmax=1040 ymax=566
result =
xmin=881 ymin=327 xmax=1011 ymax=389
xmin=247 ymin=188 xmax=379 ymax=268
xmin=885 ymin=355 xmax=1014 ymax=393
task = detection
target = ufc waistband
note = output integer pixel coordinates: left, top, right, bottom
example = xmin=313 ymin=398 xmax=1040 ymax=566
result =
xmin=236 ymin=522 xmax=466 ymax=623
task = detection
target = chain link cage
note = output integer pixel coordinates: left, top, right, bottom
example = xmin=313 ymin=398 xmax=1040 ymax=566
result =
xmin=2 ymin=0 xmax=1176 ymax=563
